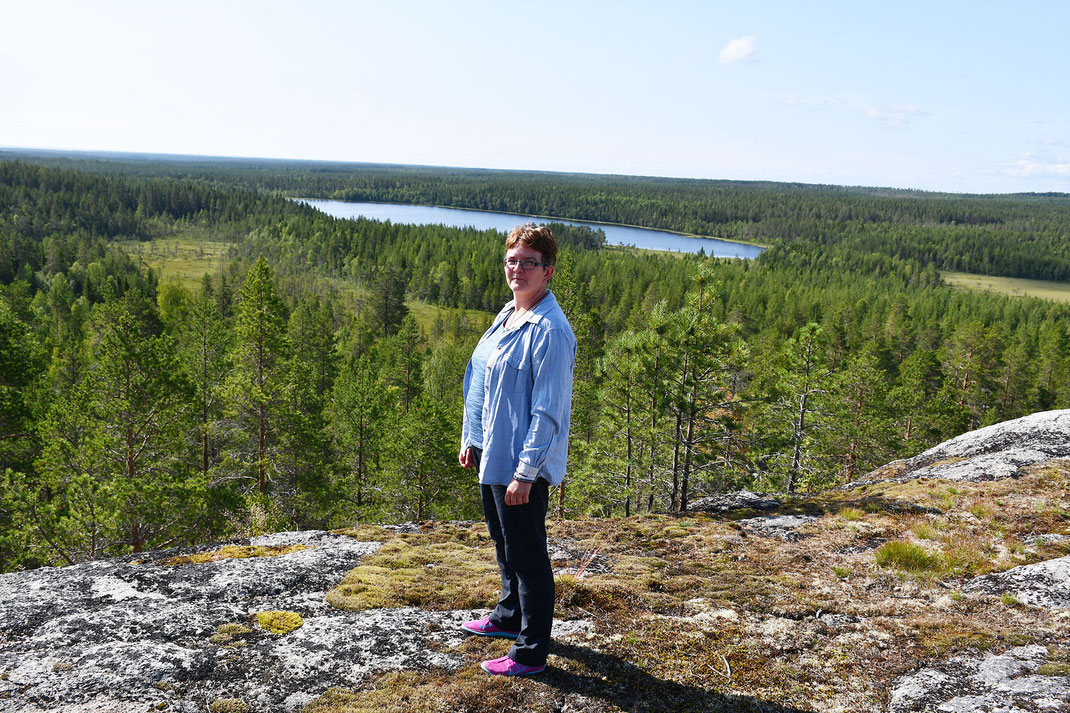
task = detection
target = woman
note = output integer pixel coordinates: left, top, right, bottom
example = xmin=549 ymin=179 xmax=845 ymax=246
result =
xmin=458 ymin=224 xmax=576 ymax=677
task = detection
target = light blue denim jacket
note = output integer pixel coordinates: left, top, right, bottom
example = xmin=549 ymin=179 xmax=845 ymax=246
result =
xmin=461 ymin=291 xmax=576 ymax=486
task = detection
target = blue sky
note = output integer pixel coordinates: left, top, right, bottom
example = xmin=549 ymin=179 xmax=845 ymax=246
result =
xmin=2 ymin=0 xmax=1068 ymax=193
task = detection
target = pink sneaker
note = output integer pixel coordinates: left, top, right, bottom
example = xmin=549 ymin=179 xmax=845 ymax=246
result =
xmin=480 ymin=655 xmax=545 ymax=676
xmin=460 ymin=617 xmax=520 ymax=639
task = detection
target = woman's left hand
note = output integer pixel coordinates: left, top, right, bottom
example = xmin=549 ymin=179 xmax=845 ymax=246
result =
xmin=505 ymin=480 xmax=532 ymax=506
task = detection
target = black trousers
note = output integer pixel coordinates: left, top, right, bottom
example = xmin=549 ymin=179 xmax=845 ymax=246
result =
xmin=480 ymin=475 xmax=554 ymax=667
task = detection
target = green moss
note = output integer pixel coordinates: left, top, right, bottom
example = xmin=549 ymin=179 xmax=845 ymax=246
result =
xmin=159 ymin=544 xmax=308 ymax=566
xmin=217 ymin=623 xmax=253 ymax=635
xmin=832 ymin=566 xmax=852 ymax=579
xmin=1000 ymin=592 xmax=1020 ymax=606
xmin=210 ymin=622 xmax=254 ymax=645
xmin=256 ymin=610 xmax=303 ymax=634
xmin=327 ymin=538 xmax=498 ymax=611
xmin=1038 ymin=662 xmax=1070 ymax=676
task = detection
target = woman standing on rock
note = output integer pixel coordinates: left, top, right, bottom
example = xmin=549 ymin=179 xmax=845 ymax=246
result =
xmin=458 ymin=224 xmax=576 ymax=677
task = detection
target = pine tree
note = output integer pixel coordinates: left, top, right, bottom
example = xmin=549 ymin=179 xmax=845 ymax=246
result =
xmin=177 ymin=292 xmax=230 ymax=487
xmin=770 ymin=323 xmax=834 ymax=493
xmin=819 ymin=343 xmax=895 ymax=485
xmin=31 ymin=295 xmax=195 ymax=563
xmin=588 ymin=330 xmax=645 ymax=516
xmin=327 ymin=354 xmax=388 ymax=518
xmin=664 ymin=266 xmax=743 ymax=510
xmin=379 ymin=314 xmax=423 ymax=413
xmin=225 ymin=256 xmax=290 ymax=501
xmin=379 ymin=395 xmax=466 ymax=521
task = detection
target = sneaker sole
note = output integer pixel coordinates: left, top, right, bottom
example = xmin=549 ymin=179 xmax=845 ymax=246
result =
xmin=480 ymin=662 xmax=545 ymax=676
xmin=460 ymin=625 xmax=519 ymax=639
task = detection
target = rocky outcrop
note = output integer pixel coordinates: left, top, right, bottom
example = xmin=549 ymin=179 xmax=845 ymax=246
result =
xmin=889 ymin=645 xmax=1070 ymax=713
xmin=736 ymin=514 xmax=818 ymax=540
xmin=856 ymin=409 xmax=1070 ymax=485
xmin=691 ymin=490 xmax=781 ymax=513
xmin=0 ymin=531 xmax=476 ymax=712
xmin=965 ymin=556 xmax=1070 ymax=609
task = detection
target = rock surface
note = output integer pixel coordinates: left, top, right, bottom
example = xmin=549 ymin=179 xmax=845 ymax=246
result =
xmin=889 ymin=645 xmax=1070 ymax=713
xmin=736 ymin=514 xmax=818 ymax=540
xmin=0 ymin=531 xmax=476 ymax=713
xmin=691 ymin=490 xmax=781 ymax=513
xmin=856 ymin=409 xmax=1070 ymax=485
xmin=964 ymin=556 xmax=1070 ymax=610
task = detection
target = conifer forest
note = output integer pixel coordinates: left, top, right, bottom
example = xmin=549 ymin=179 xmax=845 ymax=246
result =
xmin=1 ymin=152 xmax=1068 ymax=572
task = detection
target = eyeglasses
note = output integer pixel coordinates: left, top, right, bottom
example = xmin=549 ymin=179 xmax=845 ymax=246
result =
xmin=503 ymin=257 xmax=550 ymax=271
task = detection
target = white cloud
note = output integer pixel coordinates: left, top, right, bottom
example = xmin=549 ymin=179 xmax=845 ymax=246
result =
xmin=719 ymin=35 xmax=756 ymax=65
xmin=865 ymin=104 xmax=923 ymax=128
xmin=1003 ymin=155 xmax=1070 ymax=178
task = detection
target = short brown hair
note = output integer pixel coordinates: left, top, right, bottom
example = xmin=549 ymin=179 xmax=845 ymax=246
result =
xmin=506 ymin=224 xmax=558 ymax=267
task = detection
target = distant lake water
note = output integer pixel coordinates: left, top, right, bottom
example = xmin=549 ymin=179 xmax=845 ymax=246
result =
xmin=299 ymin=199 xmax=764 ymax=258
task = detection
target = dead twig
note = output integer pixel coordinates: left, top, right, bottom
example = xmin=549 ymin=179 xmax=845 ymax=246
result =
xmin=706 ymin=655 xmax=732 ymax=681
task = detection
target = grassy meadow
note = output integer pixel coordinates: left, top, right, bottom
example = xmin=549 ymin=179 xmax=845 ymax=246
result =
xmin=119 ymin=234 xmax=231 ymax=291
xmin=942 ymin=271 xmax=1070 ymax=303
xmin=119 ymin=236 xmax=493 ymax=335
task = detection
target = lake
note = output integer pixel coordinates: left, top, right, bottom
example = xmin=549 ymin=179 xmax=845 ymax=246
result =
xmin=299 ymin=199 xmax=764 ymax=258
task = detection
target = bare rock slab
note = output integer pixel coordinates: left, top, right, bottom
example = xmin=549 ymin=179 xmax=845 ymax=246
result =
xmin=889 ymin=644 xmax=1070 ymax=713
xmin=964 ymin=556 xmax=1070 ymax=610
xmin=858 ymin=409 xmax=1070 ymax=485
xmin=0 ymin=531 xmax=477 ymax=713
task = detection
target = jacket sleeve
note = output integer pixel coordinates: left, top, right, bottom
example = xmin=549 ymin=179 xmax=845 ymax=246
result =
xmin=460 ymin=358 xmax=473 ymax=451
xmin=514 ymin=325 xmax=576 ymax=480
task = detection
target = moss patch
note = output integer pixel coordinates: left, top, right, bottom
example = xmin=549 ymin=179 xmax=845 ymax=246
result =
xmin=158 ymin=544 xmax=308 ymax=566
xmin=327 ymin=536 xmax=499 ymax=611
xmin=210 ymin=622 xmax=254 ymax=645
xmin=256 ymin=610 xmax=303 ymax=634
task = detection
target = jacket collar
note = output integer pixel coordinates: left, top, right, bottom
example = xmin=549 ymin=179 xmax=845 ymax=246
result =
xmin=494 ymin=290 xmax=560 ymax=329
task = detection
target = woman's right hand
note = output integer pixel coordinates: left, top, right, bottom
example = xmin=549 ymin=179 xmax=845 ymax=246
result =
xmin=458 ymin=446 xmax=475 ymax=469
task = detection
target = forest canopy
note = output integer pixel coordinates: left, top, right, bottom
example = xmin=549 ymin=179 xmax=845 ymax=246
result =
xmin=0 ymin=153 xmax=1067 ymax=572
